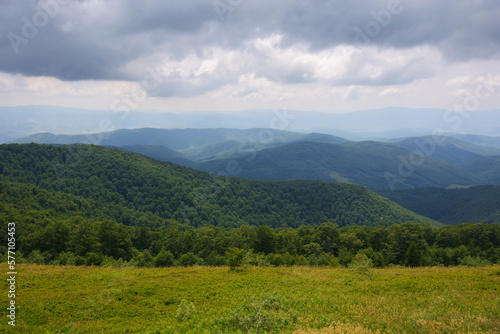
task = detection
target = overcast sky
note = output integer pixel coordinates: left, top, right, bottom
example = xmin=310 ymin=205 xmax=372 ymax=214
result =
xmin=1 ymin=0 xmax=499 ymax=113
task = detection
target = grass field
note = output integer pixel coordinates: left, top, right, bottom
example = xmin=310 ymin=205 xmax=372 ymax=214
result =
xmin=1 ymin=264 xmax=499 ymax=333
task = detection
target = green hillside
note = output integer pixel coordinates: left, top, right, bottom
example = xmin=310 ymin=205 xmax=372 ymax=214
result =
xmin=198 ymin=141 xmax=477 ymax=190
xmin=13 ymin=128 xmax=347 ymax=152
xmin=381 ymin=185 xmax=500 ymax=225
xmin=0 ymin=143 xmax=436 ymax=228
xmin=388 ymin=136 xmax=500 ymax=166
xmin=118 ymin=144 xmax=196 ymax=167
xmin=464 ymin=156 xmax=500 ymax=184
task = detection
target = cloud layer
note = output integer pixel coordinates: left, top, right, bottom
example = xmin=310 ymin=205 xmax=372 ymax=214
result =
xmin=0 ymin=0 xmax=499 ymax=110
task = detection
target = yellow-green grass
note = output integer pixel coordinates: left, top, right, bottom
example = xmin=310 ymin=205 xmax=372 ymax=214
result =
xmin=1 ymin=264 xmax=499 ymax=333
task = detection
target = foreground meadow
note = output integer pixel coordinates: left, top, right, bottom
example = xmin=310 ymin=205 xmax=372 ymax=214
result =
xmin=1 ymin=264 xmax=499 ymax=333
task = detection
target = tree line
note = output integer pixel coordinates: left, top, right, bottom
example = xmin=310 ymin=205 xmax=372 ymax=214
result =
xmin=2 ymin=217 xmax=498 ymax=268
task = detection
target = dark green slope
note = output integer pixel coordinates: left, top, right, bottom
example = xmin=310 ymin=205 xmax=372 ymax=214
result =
xmin=0 ymin=143 xmax=438 ymax=228
xmin=0 ymin=181 xmax=174 ymax=228
xmin=381 ymin=185 xmax=500 ymax=225
xmin=198 ymin=141 xmax=477 ymax=190
xmin=464 ymin=156 xmax=500 ymax=184
xmin=117 ymin=144 xmax=196 ymax=168
xmin=388 ymin=136 xmax=500 ymax=166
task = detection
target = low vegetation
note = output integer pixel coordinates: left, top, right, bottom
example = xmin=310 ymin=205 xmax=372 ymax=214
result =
xmin=1 ymin=264 xmax=498 ymax=333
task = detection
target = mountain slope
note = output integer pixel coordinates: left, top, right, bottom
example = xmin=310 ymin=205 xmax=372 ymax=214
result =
xmin=4 ymin=106 xmax=500 ymax=144
xmin=388 ymin=136 xmax=500 ymax=166
xmin=380 ymin=185 xmax=500 ymax=225
xmin=464 ymin=156 xmax=500 ymax=184
xmin=449 ymin=134 xmax=500 ymax=150
xmin=14 ymin=128 xmax=346 ymax=150
xmin=0 ymin=143 xmax=439 ymax=228
xmin=13 ymin=128 xmax=349 ymax=162
xmin=198 ymin=141 xmax=477 ymax=190
xmin=117 ymin=144 xmax=196 ymax=167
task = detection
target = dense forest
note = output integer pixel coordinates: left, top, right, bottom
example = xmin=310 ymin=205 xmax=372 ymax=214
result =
xmin=0 ymin=143 xmax=434 ymax=228
xmin=381 ymin=185 xmax=500 ymax=225
xmin=1 ymin=211 xmax=498 ymax=268
xmin=1 ymin=144 xmax=498 ymax=269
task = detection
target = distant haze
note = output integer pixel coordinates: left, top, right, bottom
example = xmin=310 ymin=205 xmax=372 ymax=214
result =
xmin=1 ymin=105 xmax=499 ymax=143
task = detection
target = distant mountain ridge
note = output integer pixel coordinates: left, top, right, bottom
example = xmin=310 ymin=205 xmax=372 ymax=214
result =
xmin=197 ymin=141 xmax=479 ymax=190
xmin=387 ymin=136 xmax=500 ymax=166
xmin=12 ymin=128 xmax=500 ymax=190
xmin=381 ymin=185 xmax=500 ymax=225
xmin=2 ymin=105 xmax=500 ymax=144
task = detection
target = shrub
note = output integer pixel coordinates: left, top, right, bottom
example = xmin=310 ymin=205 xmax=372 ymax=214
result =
xmin=267 ymin=253 xmax=285 ymax=267
xmin=27 ymin=250 xmax=46 ymax=264
xmin=245 ymin=251 xmax=270 ymax=267
xmin=226 ymin=247 xmax=246 ymax=270
xmin=56 ymin=251 xmax=76 ymax=265
xmin=178 ymin=252 xmax=200 ymax=267
xmin=133 ymin=250 xmax=154 ymax=267
xmin=217 ymin=295 xmax=297 ymax=333
xmin=85 ymin=252 xmax=103 ymax=266
xmin=459 ymin=256 xmax=490 ymax=267
xmin=349 ymin=252 xmax=374 ymax=278
xmin=175 ymin=299 xmax=196 ymax=322
xmin=154 ymin=249 xmax=175 ymax=267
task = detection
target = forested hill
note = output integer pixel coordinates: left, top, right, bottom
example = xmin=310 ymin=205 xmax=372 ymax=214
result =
xmin=381 ymin=185 xmax=500 ymax=225
xmin=0 ymin=143 xmax=438 ymax=228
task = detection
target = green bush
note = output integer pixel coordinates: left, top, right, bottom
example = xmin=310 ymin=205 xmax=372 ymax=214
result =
xmin=175 ymin=299 xmax=196 ymax=322
xmin=459 ymin=256 xmax=490 ymax=267
xmin=85 ymin=252 xmax=103 ymax=266
xmin=133 ymin=250 xmax=154 ymax=267
xmin=226 ymin=247 xmax=246 ymax=270
xmin=56 ymin=251 xmax=76 ymax=265
xmin=154 ymin=249 xmax=176 ymax=267
xmin=27 ymin=250 xmax=46 ymax=265
xmin=349 ymin=252 xmax=374 ymax=278
xmin=178 ymin=252 xmax=200 ymax=267
xmin=217 ymin=294 xmax=297 ymax=333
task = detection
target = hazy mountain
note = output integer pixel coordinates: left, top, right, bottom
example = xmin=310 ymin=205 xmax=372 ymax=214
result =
xmin=116 ymin=145 xmax=196 ymax=168
xmin=380 ymin=185 xmax=500 ymax=225
xmin=463 ymin=156 xmax=500 ymax=184
xmin=13 ymin=127 xmax=500 ymax=190
xmin=197 ymin=141 xmax=478 ymax=190
xmin=387 ymin=136 xmax=500 ymax=166
xmin=3 ymin=105 xmax=499 ymax=143
xmin=448 ymin=134 xmax=500 ymax=150
xmin=13 ymin=128 xmax=348 ymax=159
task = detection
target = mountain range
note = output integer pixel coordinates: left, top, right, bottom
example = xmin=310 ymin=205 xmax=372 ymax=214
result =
xmin=2 ymin=105 xmax=500 ymax=143
xmin=0 ymin=143 xmax=438 ymax=228
xmin=13 ymin=127 xmax=500 ymax=190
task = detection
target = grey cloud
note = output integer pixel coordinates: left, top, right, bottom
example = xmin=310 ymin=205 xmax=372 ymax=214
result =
xmin=0 ymin=0 xmax=498 ymax=88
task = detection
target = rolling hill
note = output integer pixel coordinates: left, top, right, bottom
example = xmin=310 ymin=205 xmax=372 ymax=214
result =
xmin=117 ymin=144 xmax=196 ymax=168
xmin=0 ymin=143 xmax=438 ymax=228
xmin=13 ymin=128 xmax=347 ymax=151
xmin=388 ymin=136 xmax=500 ymax=166
xmin=3 ymin=106 xmax=500 ymax=144
xmin=197 ymin=141 xmax=478 ymax=190
xmin=463 ymin=156 xmax=500 ymax=184
xmin=12 ymin=128 xmax=500 ymax=190
xmin=380 ymin=185 xmax=500 ymax=225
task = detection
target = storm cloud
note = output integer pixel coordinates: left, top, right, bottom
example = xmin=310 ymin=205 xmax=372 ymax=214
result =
xmin=0 ymin=0 xmax=499 ymax=99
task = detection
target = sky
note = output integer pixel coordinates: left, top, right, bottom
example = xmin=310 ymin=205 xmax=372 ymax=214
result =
xmin=0 ymin=0 xmax=500 ymax=114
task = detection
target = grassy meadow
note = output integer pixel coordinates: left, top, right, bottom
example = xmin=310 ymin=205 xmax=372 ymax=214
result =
xmin=1 ymin=264 xmax=499 ymax=333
